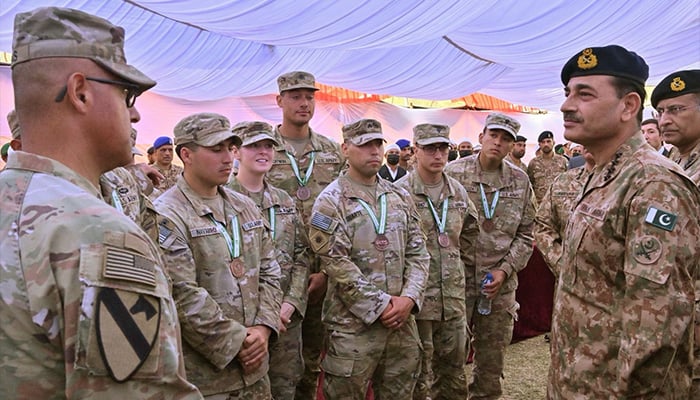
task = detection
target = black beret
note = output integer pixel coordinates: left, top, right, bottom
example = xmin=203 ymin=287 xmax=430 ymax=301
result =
xmin=538 ymin=131 xmax=554 ymax=142
xmin=650 ymin=70 xmax=700 ymax=108
xmin=561 ymin=45 xmax=648 ymax=86
xmin=515 ymin=135 xmax=527 ymax=143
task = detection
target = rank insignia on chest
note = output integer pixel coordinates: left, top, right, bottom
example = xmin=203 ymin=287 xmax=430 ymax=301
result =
xmin=644 ymin=206 xmax=677 ymax=231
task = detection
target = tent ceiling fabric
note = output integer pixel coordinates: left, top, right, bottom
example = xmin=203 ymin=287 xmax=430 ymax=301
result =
xmin=1 ymin=1 xmax=699 ymax=110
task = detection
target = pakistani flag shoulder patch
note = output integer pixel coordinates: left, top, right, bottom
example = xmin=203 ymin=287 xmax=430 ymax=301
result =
xmin=644 ymin=206 xmax=677 ymax=232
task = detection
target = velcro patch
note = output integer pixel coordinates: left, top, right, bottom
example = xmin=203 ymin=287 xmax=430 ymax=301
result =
xmin=644 ymin=206 xmax=677 ymax=232
xmin=578 ymin=202 xmax=606 ymax=221
xmin=190 ymin=226 xmax=219 ymax=237
xmin=103 ymin=247 xmax=156 ymax=287
xmin=277 ymin=207 xmax=296 ymax=214
xmin=242 ymin=219 xmax=264 ymax=231
xmin=309 ymin=229 xmax=331 ymax=253
xmin=311 ymin=212 xmax=337 ymax=233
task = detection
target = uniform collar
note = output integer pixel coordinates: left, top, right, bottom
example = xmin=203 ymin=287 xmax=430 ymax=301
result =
xmin=586 ymin=131 xmax=646 ymax=191
xmin=227 ymin=177 xmax=281 ymax=210
xmin=6 ymin=151 xmax=101 ymax=198
xmin=175 ymin=175 xmax=242 ymax=221
xmin=338 ymin=174 xmax=394 ymax=204
xmin=272 ymin=124 xmax=324 ymax=156
xmin=408 ymin=171 xmax=457 ymax=199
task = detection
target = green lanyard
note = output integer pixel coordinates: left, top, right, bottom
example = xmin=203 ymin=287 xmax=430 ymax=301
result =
xmin=426 ymin=196 xmax=449 ymax=233
xmin=208 ymin=214 xmax=241 ymax=259
xmin=110 ymin=190 xmax=124 ymax=213
xmin=356 ymin=194 xmax=387 ymax=235
xmin=286 ymin=151 xmax=317 ymax=187
xmin=479 ymin=183 xmax=499 ymax=220
xmin=268 ymin=207 xmax=276 ymax=241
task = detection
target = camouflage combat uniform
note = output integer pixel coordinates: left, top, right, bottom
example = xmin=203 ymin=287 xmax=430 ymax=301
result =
xmin=504 ymin=154 xmax=526 ymax=172
xmin=548 ymin=132 xmax=700 ymax=399
xmin=444 ymin=154 xmax=535 ymax=400
xmin=0 ymin=151 xmax=201 ymax=399
xmin=533 ymin=166 xmax=588 ymax=277
xmin=266 ymin=124 xmax=345 ymax=398
xmin=155 ymin=177 xmax=282 ymax=398
xmin=227 ymin=177 xmax=311 ymax=400
xmin=395 ymin=172 xmax=479 ymax=400
xmin=527 ymin=154 xmax=568 ymax=204
xmin=673 ymin=141 xmax=700 ymax=186
xmin=154 ymin=163 xmax=183 ymax=193
xmin=309 ymin=175 xmax=430 ymax=399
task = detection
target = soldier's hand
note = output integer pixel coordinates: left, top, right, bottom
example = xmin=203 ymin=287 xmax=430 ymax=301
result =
xmin=278 ymin=302 xmax=295 ymax=333
xmin=307 ymin=272 xmax=327 ymax=305
xmin=380 ymin=296 xmax=415 ymax=330
xmin=237 ymin=325 xmax=271 ymax=374
xmin=135 ymin=163 xmax=164 ymax=186
xmin=483 ymin=269 xmax=507 ymax=299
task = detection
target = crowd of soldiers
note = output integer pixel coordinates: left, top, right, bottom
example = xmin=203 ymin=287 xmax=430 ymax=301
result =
xmin=1 ymin=6 xmax=699 ymax=400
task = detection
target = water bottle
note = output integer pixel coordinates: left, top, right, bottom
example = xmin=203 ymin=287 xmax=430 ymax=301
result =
xmin=477 ymin=272 xmax=494 ymax=315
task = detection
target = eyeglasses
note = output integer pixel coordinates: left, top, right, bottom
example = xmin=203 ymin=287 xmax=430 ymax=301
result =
xmin=417 ymin=144 xmax=450 ymax=155
xmin=653 ymin=104 xmax=700 ymax=119
xmin=54 ymin=76 xmax=142 ymax=108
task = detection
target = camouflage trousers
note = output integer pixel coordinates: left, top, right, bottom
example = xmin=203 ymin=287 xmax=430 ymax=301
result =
xmin=269 ymin=315 xmax=304 ymax=400
xmin=414 ymin=318 xmax=469 ymax=400
xmin=205 ymin=374 xmax=271 ymax=400
xmin=321 ymin=317 xmax=422 ymax=400
xmin=466 ymin=292 xmax=519 ymax=400
xmin=296 ymin=301 xmax=326 ymax=399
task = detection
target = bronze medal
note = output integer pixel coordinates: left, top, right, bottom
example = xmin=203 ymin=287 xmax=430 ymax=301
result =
xmin=438 ymin=232 xmax=450 ymax=248
xmin=482 ymin=219 xmax=495 ymax=232
xmin=230 ymin=258 xmax=245 ymax=278
xmin=296 ymin=186 xmax=311 ymax=201
xmin=374 ymin=234 xmax=390 ymax=251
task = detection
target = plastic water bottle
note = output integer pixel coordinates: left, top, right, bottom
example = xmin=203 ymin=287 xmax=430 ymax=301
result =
xmin=477 ymin=272 xmax=494 ymax=315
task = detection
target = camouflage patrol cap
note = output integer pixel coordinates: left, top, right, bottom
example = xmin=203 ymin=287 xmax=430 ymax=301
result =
xmin=651 ymin=69 xmax=700 ymax=108
xmin=174 ymin=112 xmax=241 ymax=147
xmin=413 ymin=123 xmax=451 ymax=146
xmin=277 ymin=71 xmax=319 ymax=92
xmin=342 ymin=119 xmax=385 ymax=146
xmin=231 ymin=121 xmax=279 ymax=147
xmin=12 ymin=7 xmax=156 ymax=91
xmin=7 ymin=110 xmax=21 ymax=140
xmin=484 ymin=112 xmax=520 ymax=139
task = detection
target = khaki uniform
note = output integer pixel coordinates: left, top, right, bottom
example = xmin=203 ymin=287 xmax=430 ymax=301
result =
xmin=154 ymin=163 xmax=183 ymax=193
xmin=527 ymin=154 xmax=568 ymax=203
xmin=101 ymin=166 xmax=160 ymax=244
xmin=395 ymin=172 xmax=479 ymax=400
xmin=309 ymin=175 xmax=430 ymax=399
xmin=534 ymin=166 xmax=588 ymax=277
xmin=548 ymin=132 xmax=700 ymax=398
xmin=265 ymin=124 xmax=345 ymax=398
xmin=227 ymin=177 xmax=311 ymax=400
xmin=444 ymin=154 xmax=535 ymax=400
xmin=155 ymin=177 xmax=282 ymax=397
xmin=504 ymin=154 xmax=526 ymax=172
xmin=0 ymin=151 xmax=200 ymax=399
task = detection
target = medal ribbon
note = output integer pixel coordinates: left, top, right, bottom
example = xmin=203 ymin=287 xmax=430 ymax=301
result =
xmin=286 ymin=151 xmax=317 ymax=187
xmin=110 ymin=190 xmax=124 ymax=213
xmin=479 ymin=183 xmax=500 ymax=220
xmin=356 ymin=194 xmax=387 ymax=235
xmin=426 ymin=196 xmax=449 ymax=234
xmin=208 ymin=214 xmax=241 ymax=259
xmin=268 ymin=207 xmax=276 ymax=241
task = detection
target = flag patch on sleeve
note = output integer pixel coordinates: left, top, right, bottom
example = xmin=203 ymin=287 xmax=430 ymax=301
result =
xmin=644 ymin=206 xmax=677 ymax=232
xmin=311 ymin=212 xmax=336 ymax=233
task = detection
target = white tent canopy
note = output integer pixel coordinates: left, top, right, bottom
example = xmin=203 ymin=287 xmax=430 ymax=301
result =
xmin=1 ymin=0 xmax=699 ymax=110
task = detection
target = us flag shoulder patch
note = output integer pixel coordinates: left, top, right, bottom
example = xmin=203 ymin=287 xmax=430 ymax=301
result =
xmin=103 ymin=247 xmax=156 ymax=287
xmin=311 ymin=212 xmax=336 ymax=233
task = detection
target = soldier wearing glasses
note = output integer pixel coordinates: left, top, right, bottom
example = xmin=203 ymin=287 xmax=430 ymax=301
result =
xmin=395 ymin=123 xmax=479 ymax=400
xmin=0 ymin=7 xmax=201 ymax=398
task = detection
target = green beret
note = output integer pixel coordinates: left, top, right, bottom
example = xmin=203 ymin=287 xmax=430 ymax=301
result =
xmin=1 ymin=142 xmax=10 ymax=158
xmin=650 ymin=70 xmax=700 ymax=108
xmin=561 ymin=45 xmax=648 ymax=86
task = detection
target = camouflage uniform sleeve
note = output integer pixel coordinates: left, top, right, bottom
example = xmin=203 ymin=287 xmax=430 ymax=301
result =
xmin=254 ymin=225 xmax=283 ymax=335
xmin=460 ymin=195 xmax=480 ymax=272
xmin=158 ymin=216 xmax=248 ymax=370
xmin=285 ymin=212 xmax=311 ymax=317
xmin=497 ymin=181 xmax=535 ymax=278
xmin=526 ymin=160 xmax=536 ymax=186
xmin=618 ymin=181 xmax=698 ymax=395
xmin=309 ymin=193 xmax=392 ymax=325
xmin=534 ymin=185 xmax=562 ymax=276
xmin=399 ymin=192 xmax=430 ymax=311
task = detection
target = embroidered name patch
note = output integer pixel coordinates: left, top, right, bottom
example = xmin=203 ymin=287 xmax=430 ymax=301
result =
xmin=242 ymin=219 xmax=264 ymax=231
xmin=578 ymin=202 xmax=605 ymax=221
xmin=190 ymin=226 xmax=219 ymax=237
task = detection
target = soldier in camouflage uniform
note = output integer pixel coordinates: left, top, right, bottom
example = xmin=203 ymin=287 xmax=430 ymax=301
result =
xmin=444 ymin=113 xmax=535 ymax=400
xmin=0 ymin=7 xmax=201 ymax=399
xmin=226 ymin=121 xmax=312 ymax=400
xmin=504 ymin=135 xmax=527 ymax=171
xmin=548 ymin=45 xmax=700 ymax=399
xmin=651 ymin=69 xmax=700 ymax=395
xmin=395 ymin=123 xmax=479 ymax=400
xmin=527 ymin=131 xmax=568 ymax=204
xmin=534 ymin=149 xmax=593 ymax=277
xmin=309 ymin=119 xmax=430 ymax=399
xmin=153 ymin=135 xmax=183 ymax=193
xmin=155 ymin=113 xmax=282 ymax=399
xmin=267 ymin=71 xmax=346 ymax=398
